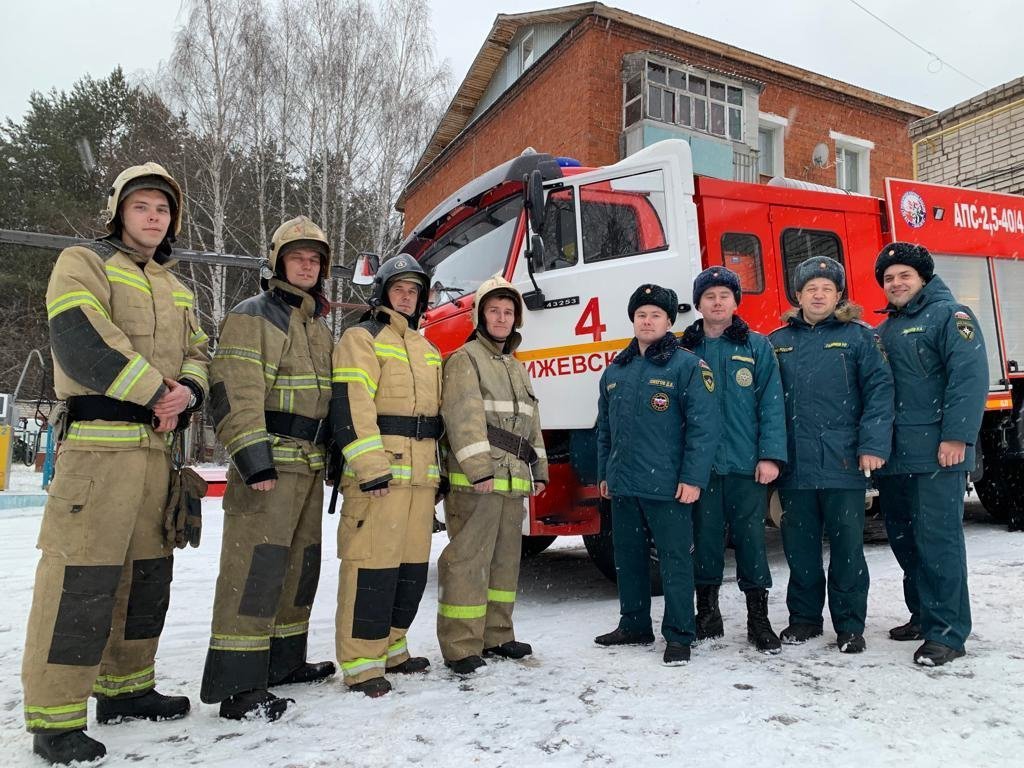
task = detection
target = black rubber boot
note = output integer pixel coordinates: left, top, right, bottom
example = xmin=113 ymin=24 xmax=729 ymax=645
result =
xmin=663 ymin=642 xmax=691 ymax=665
xmin=219 ymin=690 xmax=292 ymax=721
xmin=914 ymin=640 xmax=966 ymax=667
xmin=837 ymin=632 xmax=866 ymax=654
xmin=444 ymin=655 xmax=487 ymax=675
xmin=483 ymin=641 xmax=533 ymax=659
xmin=780 ymin=623 xmax=823 ymax=644
xmin=95 ymin=689 xmax=190 ymax=724
xmin=32 ymin=731 xmax=106 ymax=765
xmin=745 ymin=589 xmax=781 ymax=654
xmin=269 ymin=661 xmax=337 ymax=687
xmin=386 ymin=656 xmax=430 ymax=674
xmin=889 ymin=621 xmax=923 ymax=641
xmin=594 ymin=628 xmax=655 ymax=646
xmin=695 ymin=585 xmax=724 ymax=641
xmin=349 ymin=677 xmax=392 ymax=697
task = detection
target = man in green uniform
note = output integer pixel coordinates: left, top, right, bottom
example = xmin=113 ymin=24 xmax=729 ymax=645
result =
xmin=594 ymin=284 xmax=720 ymax=665
xmin=874 ymin=243 xmax=988 ymax=666
xmin=23 ymin=164 xmax=209 ymax=764
xmin=769 ymin=257 xmax=893 ymax=654
xmin=681 ymin=266 xmax=786 ymax=653
xmin=200 ymin=216 xmax=336 ymax=720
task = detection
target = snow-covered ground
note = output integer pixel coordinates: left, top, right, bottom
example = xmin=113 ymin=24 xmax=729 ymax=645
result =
xmin=2 ymin=463 xmax=1023 ymax=767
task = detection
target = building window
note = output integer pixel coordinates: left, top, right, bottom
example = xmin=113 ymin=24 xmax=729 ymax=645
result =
xmin=780 ymin=228 xmax=844 ymax=305
xmin=757 ymin=113 xmax=787 ymax=177
xmin=830 ymin=130 xmax=873 ymax=193
xmin=623 ymin=57 xmax=746 ymax=142
xmin=519 ymin=31 xmax=535 ymax=74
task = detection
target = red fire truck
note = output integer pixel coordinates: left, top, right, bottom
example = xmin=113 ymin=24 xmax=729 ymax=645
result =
xmin=358 ymin=140 xmax=1024 ymax=579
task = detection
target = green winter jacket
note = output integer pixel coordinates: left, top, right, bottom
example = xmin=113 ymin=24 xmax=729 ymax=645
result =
xmin=597 ymin=332 xmax=720 ymax=500
xmin=769 ymin=305 xmax=894 ymax=490
xmin=876 ymin=276 xmax=988 ymax=475
xmin=680 ymin=316 xmax=787 ymax=476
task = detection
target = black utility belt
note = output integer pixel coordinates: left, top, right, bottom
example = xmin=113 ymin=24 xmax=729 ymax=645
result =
xmin=265 ymin=411 xmax=327 ymax=444
xmin=66 ymin=395 xmax=154 ymax=425
xmin=377 ymin=414 xmax=443 ymax=440
xmin=486 ymin=424 xmax=538 ymax=464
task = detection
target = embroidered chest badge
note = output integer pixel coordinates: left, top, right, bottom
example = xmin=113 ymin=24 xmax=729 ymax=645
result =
xmin=735 ymin=367 xmax=753 ymax=387
xmin=699 ymin=359 xmax=715 ymax=393
xmin=650 ymin=392 xmax=670 ymax=412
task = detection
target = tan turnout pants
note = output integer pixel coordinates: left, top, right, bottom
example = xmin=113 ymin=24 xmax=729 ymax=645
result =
xmin=335 ymin=485 xmax=434 ymax=685
xmin=436 ymin=491 xmax=525 ymax=661
xmin=22 ymin=446 xmax=173 ymax=733
xmin=200 ymin=467 xmax=325 ymax=703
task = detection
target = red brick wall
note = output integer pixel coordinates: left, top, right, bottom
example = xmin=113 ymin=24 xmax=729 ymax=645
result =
xmin=402 ymin=17 xmax=919 ymax=234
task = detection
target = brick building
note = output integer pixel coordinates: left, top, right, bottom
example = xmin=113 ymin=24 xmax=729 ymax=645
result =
xmin=910 ymin=76 xmax=1024 ymax=195
xmin=399 ymin=2 xmax=930 ymax=232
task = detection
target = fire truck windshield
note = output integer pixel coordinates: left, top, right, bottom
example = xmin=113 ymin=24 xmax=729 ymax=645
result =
xmin=421 ymin=196 xmax=521 ymax=308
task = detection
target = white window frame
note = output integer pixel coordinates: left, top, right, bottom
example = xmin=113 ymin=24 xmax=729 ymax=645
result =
xmin=758 ymin=113 xmax=788 ymax=177
xmin=519 ymin=30 xmax=535 ymax=74
xmin=830 ymin=130 xmax=873 ymax=193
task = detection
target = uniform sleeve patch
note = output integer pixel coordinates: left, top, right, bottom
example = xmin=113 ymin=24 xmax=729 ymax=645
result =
xmin=953 ymin=310 xmax=971 ymax=320
xmin=701 ymin=366 xmax=715 ymax=393
xmin=956 ymin=317 xmax=976 ymax=340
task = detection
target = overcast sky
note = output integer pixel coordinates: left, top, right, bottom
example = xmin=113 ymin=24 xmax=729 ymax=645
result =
xmin=1 ymin=0 xmax=1020 ymax=124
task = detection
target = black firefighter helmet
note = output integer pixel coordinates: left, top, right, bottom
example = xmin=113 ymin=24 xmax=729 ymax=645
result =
xmin=370 ymin=254 xmax=430 ymax=319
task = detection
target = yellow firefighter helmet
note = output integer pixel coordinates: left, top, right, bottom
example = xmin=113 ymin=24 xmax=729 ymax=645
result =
xmin=474 ymin=275 xmax=524 ymax=330
xmin=269 ymin=215 xmax=331 ymax=273
xmin=105 ymin=162 xmax=184 ymax=237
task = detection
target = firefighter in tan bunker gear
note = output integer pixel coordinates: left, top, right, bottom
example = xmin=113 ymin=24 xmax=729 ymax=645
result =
xmin=331 ymin=255 xmax=443 ymax=697
xmin=437 ymin=277 xmax=548 ymax=675
xmin=200 ymin=216 xmax=336 ymax=721
xmin=22 ymin=163 xmax=210 ymax=765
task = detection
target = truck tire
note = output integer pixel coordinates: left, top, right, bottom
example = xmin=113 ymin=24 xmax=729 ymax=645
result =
xmin=520 ymin=535 xmax=556 ymax=558
xmin=974 ymin=458 xmax=1024 ymax=524
xmin=582 ymin=499 xmax=663 ymax=596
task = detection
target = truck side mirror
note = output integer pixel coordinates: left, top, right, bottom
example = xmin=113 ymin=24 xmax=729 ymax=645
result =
xmin=351 ymin=252 xmax=379 ymax=286
xmin=524 ymin=170 xmax=544 ymax=233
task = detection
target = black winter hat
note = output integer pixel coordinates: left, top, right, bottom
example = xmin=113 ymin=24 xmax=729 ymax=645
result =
xmin=693 ymin=266 xmax=742 ymax=306
xmin=794 ymin=256 xmax=845 ymax=293
xmin=874 ymin=242 xmax=934 ymax=286
xmin=628 ymin=283 xmax=678 ymax=324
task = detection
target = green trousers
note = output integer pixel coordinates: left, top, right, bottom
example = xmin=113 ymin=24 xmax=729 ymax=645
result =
xmin=693 ymin=473 xmax=772 ymax=591
xmin=612 ymin=495 xmax=695 ymax=645
xmin=877 ymin=472 xmax=971 ymax=650
xmin=778 ymin=488 xmax=868 ymax=634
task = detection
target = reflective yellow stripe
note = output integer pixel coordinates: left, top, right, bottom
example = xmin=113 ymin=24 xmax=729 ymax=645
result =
xmin=173 ymin=290 xmax=194 ymax=309
xmin=427 ymin=464 xmax=440 ymax=479
xmin=343 ymin=435 xmax=384 ymax=462
xmin=387 ymin=638 xmax=407 ymax=658
xmin=487 ymin=588 xmax=516 ymax=603
xmin=273 ymin=621 xmax=308 ymax=639
xmin=342 ymin=655 xmax=387 ymax=677
xmin=180 ymin=362 xmax=208 ymax=384
xmin=374 ymin=342 xmax=409 ymax=362
xmin=46 ymin=290 xmax=110 ymax=320
xmin=93 ymin=666 xmax=155 ymax=696
xmin=424 ymin=352 xmax=442 ymax=367
xmin=390 ymin=465 xmax=412 ymax=480
xmin=448 ymin=473 xmax=532 ymax=493
xmin=482 ymin=400 xmax=534 ymax=416
xmin=24 ymin=702 xmax=88 ymax=731
xmin=332 ymin=368 xmax=378 ymax=396
xmin=106 ymin=354 xmax=151 ymax=400
xmin=225 ymin=428 xmax=268 ymax=453
xmin=66 ymin=422 xmax=146 ymax=443
xmin=438 ymin=602 xmax=487 ymax=619
xmin=190 ymin=329 xmax=209 ymax=345
xmin=210 ymin=633 xmax=271 ymax=652
xmin=272 ymin=374 xmax=322 ymax=390
xmin=105 ymin=264 xmax=152 ymax=295
xmin=215 ymin=345 xmax=262 ymax=365
xmin=454 ymin=440 xmax=490 ymax=463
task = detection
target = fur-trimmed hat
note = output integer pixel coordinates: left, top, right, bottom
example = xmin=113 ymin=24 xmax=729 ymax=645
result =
xmin=628 ymin=283 xmax=678 ymax=324
xmin=794 ymin=256 xmax=845 ymax=293
xmin=693 ymin=266 xmax=741 ymax=306
xmin=874 ymin=242 xmax=934 ymax=286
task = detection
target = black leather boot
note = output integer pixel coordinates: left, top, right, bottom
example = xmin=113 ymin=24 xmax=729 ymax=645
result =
xmin=32 ymin=731 xmax=106 ymax=765
xmin=695 ymin=585 xmax=724 ymax=641
xmin=745 ymin=589 xmax=781 ymax=654
xmin=269 ymin=660 xmax=337 ymax=687
xmin=95 ymin=689 xmax=190 ymax=723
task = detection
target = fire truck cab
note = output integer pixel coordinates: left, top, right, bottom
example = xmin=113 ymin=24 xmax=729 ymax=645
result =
xmin=380 ymin=139 xmax=1024 ymax=579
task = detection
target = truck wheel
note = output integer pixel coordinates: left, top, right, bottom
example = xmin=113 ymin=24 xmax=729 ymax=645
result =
xmin=520 ymin=535 xmax=556 ymax=558
xmin=582 ymin=499 xmax=663 ymax=596
xmin=973 ymin=459 xmax=1024 ymax=524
